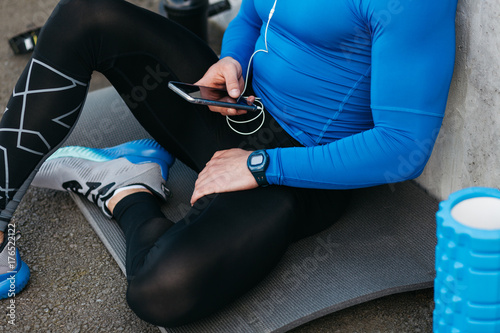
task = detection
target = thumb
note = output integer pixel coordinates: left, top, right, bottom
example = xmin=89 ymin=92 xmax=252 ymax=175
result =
xmin=225 ymin=76 xmax=241 ymax=99
xmin=223 ymin=61 xmax=243 ymax=98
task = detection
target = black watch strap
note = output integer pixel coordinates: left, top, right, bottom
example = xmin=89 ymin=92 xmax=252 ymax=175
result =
xmin=253 ymin=170 xmax=269 ymax=186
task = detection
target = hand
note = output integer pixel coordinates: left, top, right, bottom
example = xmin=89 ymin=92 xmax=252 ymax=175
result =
xmin=191 ymin=148 xmax=258 ymax=205
xmin=195 ymin=57 xmax=255 ymax=116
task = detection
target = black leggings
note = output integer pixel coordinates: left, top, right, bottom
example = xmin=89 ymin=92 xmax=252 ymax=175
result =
xmin=1 ymin=0 xmax=351 ymax=326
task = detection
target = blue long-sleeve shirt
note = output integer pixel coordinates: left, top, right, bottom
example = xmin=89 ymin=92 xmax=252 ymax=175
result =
xmin=221 ymin=0 xmax=457 ymax=189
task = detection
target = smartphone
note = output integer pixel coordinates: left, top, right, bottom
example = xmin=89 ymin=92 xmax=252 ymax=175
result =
xmin=168 ymin=81 xmax=259 ymax=112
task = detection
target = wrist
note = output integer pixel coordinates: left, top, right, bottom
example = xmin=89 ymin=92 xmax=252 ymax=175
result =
xmin=247 ymin=150 xmax=269 ymax=186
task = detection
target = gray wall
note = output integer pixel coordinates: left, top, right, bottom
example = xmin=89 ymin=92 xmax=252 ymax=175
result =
xmin=416 ymin=0 xmax=500 ymax=200
xmin=213 ymin=0 xmax=500 ymax=201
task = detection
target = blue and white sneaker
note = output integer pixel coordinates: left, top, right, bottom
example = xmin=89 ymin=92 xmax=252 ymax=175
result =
xmin=0 ymin=231 xmax=30 ymax=299
xmin=32 ymin=139 xmax=175 ymax=218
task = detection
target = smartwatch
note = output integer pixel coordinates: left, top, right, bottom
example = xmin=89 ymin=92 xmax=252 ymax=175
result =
xmin=247 ymin=150 xmax=270 ymax=186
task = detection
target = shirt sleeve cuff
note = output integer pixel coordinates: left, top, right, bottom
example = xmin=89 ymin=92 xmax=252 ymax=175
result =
xmin=265 ymin=148 xmax=283 ymax=186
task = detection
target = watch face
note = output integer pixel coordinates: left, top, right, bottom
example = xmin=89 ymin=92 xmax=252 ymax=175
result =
xmin=250 ymin=154 xmax=264 ymax=166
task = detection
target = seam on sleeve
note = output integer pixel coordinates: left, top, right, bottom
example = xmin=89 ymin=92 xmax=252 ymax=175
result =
xmin=371 ymin=105 xmax=443 ymax=117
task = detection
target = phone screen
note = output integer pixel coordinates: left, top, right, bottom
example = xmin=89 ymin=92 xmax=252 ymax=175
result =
xmin=168 ymin=81 xmax=259 ymax=112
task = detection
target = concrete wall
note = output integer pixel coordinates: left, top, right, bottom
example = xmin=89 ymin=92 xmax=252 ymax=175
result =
xmin=213 ymin=0 xmax=500 ymax=201
xmin=416 ymin=0 xmax=500 ymax=200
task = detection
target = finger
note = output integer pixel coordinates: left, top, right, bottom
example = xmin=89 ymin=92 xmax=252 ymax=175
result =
xmin=191 ymin=175 xmax=219 ymax=205
xmin=223 ymin=64 xmax=242 ymax=98
xmin=194 ymin=167 xmax=210 ymax=187
xmin=226 ymin=85 xmax=240 ymax=99
xmin=214 ymin=107 xmax=245 ymax=117
xmin=207 ymin=105 xmax=226 ymax=114
xmin=238 ymin=76 xmax=245 ymax=93
xmin=225 ymin=108 xmax=238 ymax=116
xmin=226 ymin=108 xmax=248 ymax=116
xmin=191 ymin=185 xmax=214 ymax=206
xmin=191 ymin=188 xmax=204 ymax=206
xmin=191 ymin=174 xmax=209 ymax=204
xmin=195 ymin=165 xmax=230 ymax=192
xmin=246 ymin=95 xmax=256 ymax=104
xmin=194 ymin=166 xmax=218 ymax=190
xmin=212 ymin=150 xmax=224 ymax=158
xmin=205 ymin=105 xmax=244 ymax=116
xmin=191 ymin=178 xmax=207 ymax=205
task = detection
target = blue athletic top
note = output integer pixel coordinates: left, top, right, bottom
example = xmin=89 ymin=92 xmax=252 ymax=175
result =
xmin=221 ymin=0 xmax=457 ymax=189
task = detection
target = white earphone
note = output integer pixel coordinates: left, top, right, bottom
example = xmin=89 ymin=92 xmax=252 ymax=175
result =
xmin=226 ymin=0 xmax=278 ymax=136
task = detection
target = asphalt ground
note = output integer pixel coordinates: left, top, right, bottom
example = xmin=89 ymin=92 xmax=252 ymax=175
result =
xmin=0 ymin=1 xmax=435 ymax=332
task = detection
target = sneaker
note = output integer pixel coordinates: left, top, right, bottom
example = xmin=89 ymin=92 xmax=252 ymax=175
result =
xmin=0 ymin=230 xmax=30 ymax=299
xmin=32 ymin=139 xmax=175 ymax=218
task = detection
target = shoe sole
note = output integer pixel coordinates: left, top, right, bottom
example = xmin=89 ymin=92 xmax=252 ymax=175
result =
xmin=0 ymin=250 xmax=30 ymax=299
xmin=47 ymin=139 xmax=174 ymax=180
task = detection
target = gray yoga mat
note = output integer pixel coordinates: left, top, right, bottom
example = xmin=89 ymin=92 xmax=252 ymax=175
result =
xmin=62 ymin=86 xmax=438 ymax=333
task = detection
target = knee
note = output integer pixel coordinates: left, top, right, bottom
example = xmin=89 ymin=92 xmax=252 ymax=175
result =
xmin=126 ymin=266 xmax=207 ymax=327
xmin=48 ymin=0 xmax=97 ymax=24
xmin=36 ymin=0 xmax=117 ymax=74
xmin=42 ymin=0 xmax=113 ymax=39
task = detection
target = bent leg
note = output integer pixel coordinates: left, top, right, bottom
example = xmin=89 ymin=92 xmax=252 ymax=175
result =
xmin=0 ymin=0 xmax=219 ymax=228
xmin=38 ymin=0 xmax=227 ymax=172
xmin=115 ymin=186 xmax=351 ymax=327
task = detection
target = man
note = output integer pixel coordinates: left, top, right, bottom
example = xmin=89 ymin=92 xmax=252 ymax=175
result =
xmin=0 ymin=0 xmax=457 ymax=326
